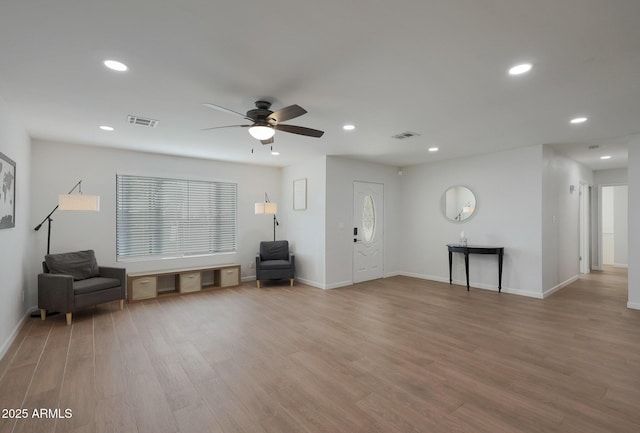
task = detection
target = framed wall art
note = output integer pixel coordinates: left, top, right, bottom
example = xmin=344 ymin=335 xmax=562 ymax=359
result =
xmin=293 ymin=178 xmax=307 ymax=211
xmin=0 ymin=151 xmax=16 ymax=229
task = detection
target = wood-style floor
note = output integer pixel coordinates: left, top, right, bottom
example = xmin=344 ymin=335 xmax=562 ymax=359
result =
xmin=1 ymin=268 xmax=639 ymax=433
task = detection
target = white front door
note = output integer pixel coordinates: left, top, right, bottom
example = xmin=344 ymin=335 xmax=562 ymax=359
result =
xmin=353 ymin=181 xmax=384 ymax=283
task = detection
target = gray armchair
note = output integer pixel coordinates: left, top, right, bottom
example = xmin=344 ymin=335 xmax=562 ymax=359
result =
xmin=256 ymin=241 xmax=295 ymax=288
xmin=38 ymin=250 xmax=126 ymax=325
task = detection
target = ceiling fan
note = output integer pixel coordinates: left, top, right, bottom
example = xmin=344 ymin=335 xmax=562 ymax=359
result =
xmin=202 ymin=100 xmax=324 ymax=145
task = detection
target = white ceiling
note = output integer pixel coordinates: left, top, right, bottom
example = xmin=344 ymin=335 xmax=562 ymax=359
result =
xmin=1 ymin=0 xmax=638 ymax=169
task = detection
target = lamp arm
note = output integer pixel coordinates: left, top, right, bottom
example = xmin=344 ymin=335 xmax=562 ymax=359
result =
xmin=34 ymin=205 xmax=59 ymax=231
xmin=33 ymin=180 xmax=83 ymax=231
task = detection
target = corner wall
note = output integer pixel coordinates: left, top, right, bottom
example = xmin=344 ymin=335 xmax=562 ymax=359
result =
xmin=628 ymin=137 xmax=640 ymax=309
xmin=281 ymin=156 xmax=327 ymax=288
xmin=541 ymin=146 xmax=594 ymax=295
xmin=325 ymin=156 xmax=402 ymax=289
xmin=401 ymin=145 xmax=544 ymax=297
xmin=0 ymin=97 xmax=31 ymax=359
xmin=29 ymin=140 xmax=281 ymax=291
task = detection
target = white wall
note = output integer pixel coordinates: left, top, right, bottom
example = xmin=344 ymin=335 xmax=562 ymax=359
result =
xmin=281 ymin=156 xmax=326 ymax=287
xmin=541 ymin=146 xmax=593 ymax=295
xmin=594 ymin=168 xmax=628 ymax=185
xmin=325 ymin=156 xmax=402 ymax=289
xmin=0 ymin=97 xmax=31 ymax=359
xmin=613 ymin=185 xmax=628 ymax=267
xmin=628 ymin=138 xmax=640 ymax=310
xmin=30 ymin=140 xmax=281 ymax=287
xmin=401 ymin=145 xmax=543 ymax=297
xmin=602 ymin=186 xmax=614 ymax=264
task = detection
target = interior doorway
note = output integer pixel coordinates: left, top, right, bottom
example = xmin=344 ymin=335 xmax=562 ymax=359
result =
xmin=600 ymin=185 xmax=629 ymax=269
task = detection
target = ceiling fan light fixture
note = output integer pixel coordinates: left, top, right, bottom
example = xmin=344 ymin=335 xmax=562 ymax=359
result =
xmin=248 ymin=125 xmax=275 ymax=140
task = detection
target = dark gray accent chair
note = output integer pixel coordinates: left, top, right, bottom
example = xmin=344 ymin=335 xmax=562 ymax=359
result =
xmin=38 ymin=250 xmax=126 ymax=325
xmin=256 ymin=241 xmax=295 ymax=287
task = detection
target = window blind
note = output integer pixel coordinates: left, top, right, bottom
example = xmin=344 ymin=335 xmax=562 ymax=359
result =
xmin=116 ymin=174 xmax=237 ymax=260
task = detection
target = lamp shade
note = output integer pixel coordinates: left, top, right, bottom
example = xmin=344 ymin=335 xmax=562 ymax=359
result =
xmin=59 ymin=194 xmax=100 ymax=211
xmin=248 ymin=125 xmax=275 ymax=140
xmin=254 ymin=202 xmax=277 ymax=214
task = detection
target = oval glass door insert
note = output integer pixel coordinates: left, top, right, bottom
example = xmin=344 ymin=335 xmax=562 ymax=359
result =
xmin=362 ymin=195 xmax=376 ymax=242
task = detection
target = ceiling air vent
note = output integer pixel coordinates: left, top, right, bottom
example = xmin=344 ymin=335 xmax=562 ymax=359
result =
xmin=392 ymin=131 xmax=420 ymax=140
xmin=127 ymin=115 xmax=158 ymax=128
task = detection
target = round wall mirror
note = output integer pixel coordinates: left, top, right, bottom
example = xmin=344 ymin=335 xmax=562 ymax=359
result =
xmin=443 ymin=186 xmax=477 ymax=222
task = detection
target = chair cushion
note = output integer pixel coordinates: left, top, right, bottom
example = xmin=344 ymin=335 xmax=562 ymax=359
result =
xmin=73 ymin=277 xmax=122 ymax=295
xmin=259 ymin=259 xmax=291 ymax=270
xmin=260 ymin=241 xmax=289 ymax=261
xmin=45 ymin=250 xmax=100 ymax=281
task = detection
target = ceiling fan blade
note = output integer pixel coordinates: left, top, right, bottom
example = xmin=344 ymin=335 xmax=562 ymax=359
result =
xmin=202 ymin=103 xmax=251 ymax=120
xmin=260 ymin=137 xmax=274 ymax=145
xmin=268 ymin=105 xmax=307 ymax=123
xmin=201 ymin=124 xmax=250 ymax=131
xmin=275 ymin=124 xmax=324 ymax=138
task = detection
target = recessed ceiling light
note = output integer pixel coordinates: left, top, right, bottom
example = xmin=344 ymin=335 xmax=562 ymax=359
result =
xmin=428 ymin=147 xmax=439 ymax=152
xmin=343 ymin=124 xmax=355 ymax=131
xmin=508 ymin=63 xmax=532 ymax=75
xmin=99 ymin=125 xmax=114 ymax=131
xmin=570 ymin=117 xmax=588 ymax=124
xmin=600 ymin=155 xmax=612 ymax=160
xmin=103 ymin=60 xmax=128 ymax=72
xmin=271 ymin=151 xmax=280 ymax=156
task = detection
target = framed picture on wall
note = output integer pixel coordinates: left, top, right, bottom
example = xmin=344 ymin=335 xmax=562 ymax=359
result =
xmin=0 ymin=151 xmax=16 ymax=229
xmin=293 ymin=178 xmax=307 ymax=210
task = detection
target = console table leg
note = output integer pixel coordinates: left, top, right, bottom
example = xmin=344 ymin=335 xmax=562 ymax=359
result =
xmin=448 ymin=251 xmax=453 ymax=284
xmin=498 ymin=251 xmax=503 ymax=292
xmin=464 ymin=252 xmax=470 ymax=291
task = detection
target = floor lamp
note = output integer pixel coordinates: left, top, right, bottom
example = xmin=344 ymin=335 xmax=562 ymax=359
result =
xmin=255 ymin=193 xmax=279 ymax=241
xmin=34 ymin=180 xmax=100 ymax=254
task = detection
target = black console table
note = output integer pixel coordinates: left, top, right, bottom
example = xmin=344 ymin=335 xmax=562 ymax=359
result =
xmin=447 ymin=244 xmax=504 ymax=292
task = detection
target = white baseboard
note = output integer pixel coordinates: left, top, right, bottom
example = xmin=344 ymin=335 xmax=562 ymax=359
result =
xmin=614 ymin=263 xmax=629 ymax=269
xmin=294 ymin=277 xmax=328 ymax=289
xmin=627 ymin=301 xmax=640 ymax=310
xmin=0 ymin=307 xmax=36 ymax=362
xmin=397 ymin=272 xmax=544 ymax=299
xmin=542 ymin=275 xmax=579 ymax=299
xmin=400 ymin=272 xmax=449 ymax=283
xmin=245 ymin=274 xmax=335 ymax=290
xmin=323 ymin=280 xmax=353 ymax=290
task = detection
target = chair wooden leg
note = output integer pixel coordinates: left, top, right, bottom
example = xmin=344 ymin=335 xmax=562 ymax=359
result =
xmin=290 ymin=278 xmax=294 ymax=287
xmin=65 ymin=313 xmax=72 ymax=326
xmin=119 ymin=299 xmax=124 ymax=310
xmin=40 ymin=309 xmax=46 ymax=321
xmin=257 ymin=280 xmax=261 ymax=288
